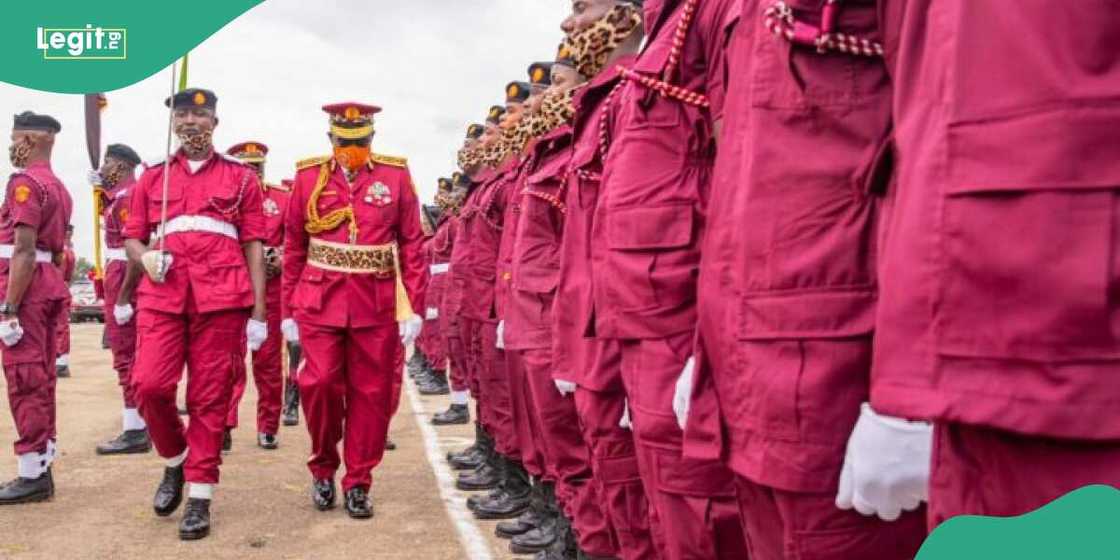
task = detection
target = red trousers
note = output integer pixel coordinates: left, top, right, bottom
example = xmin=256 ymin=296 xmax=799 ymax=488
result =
xmin=574 ymin=382 xmax=657 ymax=560
xmin=508 ymin=351 xmax=544 ymax=477
xmin=417 ymin=314 xmax=447 ymax=371
xmin=133 ymin=304 xmax=247 ymax=484
xmin=464 ymin=318 xmax=515 ymax=456
xmin=619 ymin=334 xmax=748 ymax=560
xmin=735 ymin=476 xmax=926 ymax=560
xmin=392 ymin=342 xmax=403 ymax=418
xmin=103 ymin=261 xmax=137 ymax=408
xmin=3 ymin=300 xmax=60 ymax=455
xmin=445 ymin=323 xmax=471 ymax=393
xmin=227 ymin=280 xmax=282 ymax=435
xmin=930 ymin=422 xmax=1120 ymax=529
xmin=54 ymin=295 xmax=70 ymax=358
xmin=522 ymin=349 xmax=615 ymax=557
xmin=298 ymin=320 xmax=397 ymax=491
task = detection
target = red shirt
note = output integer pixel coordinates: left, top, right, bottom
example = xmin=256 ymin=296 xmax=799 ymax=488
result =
xmin=494 ymin=159 xmax=535 ymax=323
xmin=261 ymin=184 xmax=291 ymax=250
xmin=101 ymin=173 xmax=136 ymax=249
xmin=124 ymin=150 xmax=266 ymax=314
xmin=446 ymin=173 xmax=491 ymax=323
xmin=589 ymin=0 xmax=737 ymax=340
xmin=459 ymin=162 xmax=518 ymax=323
xmin=0 ymin=161 xmax=73 ymax=303
xmin=282 ymin=155 xmax=427 ymax=328
xmin=872 ymin=0 xmax=1120 ymax=441
xmin=426 ymin=216 xmax=453 ymax=313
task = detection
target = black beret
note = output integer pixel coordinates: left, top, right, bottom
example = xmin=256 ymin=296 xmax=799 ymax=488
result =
xmin=528 ymin=62 xmax=554 ymax=87
xmin=453 ymin=172 xmax=473 ymax=188
xmin=505 ymin=81 xmax=531 ymax=103
xmin=452 ymin=171 xmax=463 ymax=184
xmin=466 ymin=123 xmax=485 ymax=139
xmin=486 ymin=105 xmax=506 ymax=125
xmin=437 ymin=177 xmax=453 ymax=191
xmin=12 ymin=111 xmax=61 ymax=133
xmin=164 ymin=88 xmax=217 ymax=110
xmin=105 ymin=144 xmax=142 ymax=166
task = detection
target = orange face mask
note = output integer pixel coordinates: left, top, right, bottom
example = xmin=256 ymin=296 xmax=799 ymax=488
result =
xmin=334 ymin=145 xmax=370 ymax=172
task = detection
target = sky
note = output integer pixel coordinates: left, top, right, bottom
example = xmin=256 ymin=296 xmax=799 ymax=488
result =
xmin=0 ymin=0 xmax=571 ymax=263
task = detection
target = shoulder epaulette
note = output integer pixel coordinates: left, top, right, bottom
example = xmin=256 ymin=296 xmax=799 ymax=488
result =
xmin=297 ymin=155 xmax=331 ymax=170
xmin=219 ymin=152 xmax=250 ymax=166
xmin=370 ymin=153 xmax=408 ymax=168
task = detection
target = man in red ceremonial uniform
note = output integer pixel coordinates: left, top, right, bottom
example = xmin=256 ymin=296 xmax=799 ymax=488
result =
xmin=53 ymin=225 xmax=75 ymax=378
xmin=688 ymin=1 xmax=928 ymax=557
xmin=282 ymin=102 xmax=426 ymax=519
xmin=432 ymin=169 xmax=476 ymax=427
xmin=123 ymin=88 xmax=268 ymax=540
xmin=0 ymin=111 xmax=72 ymax=504
xmin=872 ymin=0 xmax=1120 ymax=528
xmin=553 ymin=3 xmax=658 ymax=558
xmin=224 ymin=141 xmax=289 ymax=451
xmin=91 ymin=143 xmax=152 ymax=456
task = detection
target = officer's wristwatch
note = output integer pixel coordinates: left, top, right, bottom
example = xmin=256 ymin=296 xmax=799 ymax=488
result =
xmin=0 ymin=302 xmax=19 ymax=317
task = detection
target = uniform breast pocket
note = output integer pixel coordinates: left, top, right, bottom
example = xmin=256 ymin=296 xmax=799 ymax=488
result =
xmin=206 ymin=250 xmax=249 ymax=297
xmin=606 ymin=203 xmax=696 ymax=312
xmin=150 ymin=182 xmax=184 ymax=216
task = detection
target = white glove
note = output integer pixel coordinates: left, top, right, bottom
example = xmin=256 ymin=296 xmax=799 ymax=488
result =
xmin=0 ymin=318 xmax=23 ymax=347
xmin=281 ymin=318 xmax=299 ymax=343
xmin=835 ymin=403 xmax=933 ymax=522
xmin=425 ymin=307 xmax=439 ymax=320
xmin=399 ymin=315 xmax=423 ymax=347
xmin=246 ymin=318 xmax=268 ymax=352
xmin=87 ymin=170 xmax=103 ymax=187
xmin=554 ymin=379 xmax=576 ymax=397
xmin=619 ymin=399 xmax=632 ymax=430
xmin=495 ymin=320 xmax=505 ymax=349
xmin=113 ymin=303 xmax=134 ymax=325
xmin=672 ymin=356 xmax=695 ymax=430
xmin=140 ymin=250 xmax=172 ymax=283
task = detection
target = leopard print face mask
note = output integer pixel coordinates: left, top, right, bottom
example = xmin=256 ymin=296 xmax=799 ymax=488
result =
xmin=563 ymin=4 xmax=643 ymax=78
xmin=535 ymin=86 xmax=581 ymax=133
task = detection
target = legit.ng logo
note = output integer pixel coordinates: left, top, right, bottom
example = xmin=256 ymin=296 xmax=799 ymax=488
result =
xmin=36 ymin=25 xmax=127 ymax=60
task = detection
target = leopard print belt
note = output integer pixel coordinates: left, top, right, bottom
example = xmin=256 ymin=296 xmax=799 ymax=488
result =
xmin=307 ymin=238 xmax=396 ymax=277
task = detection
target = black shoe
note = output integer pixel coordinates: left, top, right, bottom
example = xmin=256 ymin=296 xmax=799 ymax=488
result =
xmin=222 ymin=429 xmax=232 ymax=453
xmin=457 ymin=462 xmax=500 ymax=491
xmin=467 ymin=488 xmax=504 ymax=512
xmin=345 ymin=487 xmax=373 ymax=519
xmin=407 ymin=352 xmax=428 ymax=378
xmin=386 ymin=439 xmax=397 ymax=451
xmin=418 ymin=372 xmax=450 ymax=396
xmin=312 ymin=479 xmax=336 ymax=510
xmin=0 ymin=471 xmax=52 ymax=505
xmin=475 ymin=457 xmax=531 ymax=520
xmin=496 ymin=480 xmax=547 ymax=538
xmin=179 ymin=498 xmax=211 ymax=540
xmin=96 ymin=429 xmax=152 ymax=455
xmin=448 ymin=445 xmax=484 ymax=470
xmin=55 ymin=364 xmax=70 ymax=378
xmin=257 ymin=433 xmax=278 ymax=450
xmin=432 ymin=403 xmax=470 ymax=426
xmin=153 ymin=465 xmax=185 ymax=516
xmin=518 ymin=513 xmax=571 ymax=557
xmin=512 ymin=481 xmax=560 ymax=553
xmin=282 ymin=382 xmax=300 ymax=427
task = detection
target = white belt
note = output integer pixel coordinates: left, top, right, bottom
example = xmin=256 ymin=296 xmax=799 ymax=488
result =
xmin=0 ymin=245 xmax=52 ymax=263
xmin=430 ymin=263 xmax=450 ymax=275
xmin=152 ymin=215 xmax=238 ymax=242
xmin=104 ymin=248 xmax=128 ymax=262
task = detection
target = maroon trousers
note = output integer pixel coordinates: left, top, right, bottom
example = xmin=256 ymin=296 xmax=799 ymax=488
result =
xmin=227 ymin=279 xmax=283 ymax=435
xmin=619 ymin=334 xmax=748 ymax=560
xmin=133 ymin=304 xmax=247 ymax=484
xmin=3 ymin=300 xmax=61 ymax=455
xmin=464 ymin=318 xmax=515 ymax=456
xmin=508 ymin=351 xmax=544 ymax=477
xmin=103 ymin=260 xmax=137 ymax=408
xmin=298 ymin=320 xmax=397 ymax=491
xmin=54 ymin=295 xmax=70 ymax=359
xmin=445 ymin=324 xmax=471 ymax=394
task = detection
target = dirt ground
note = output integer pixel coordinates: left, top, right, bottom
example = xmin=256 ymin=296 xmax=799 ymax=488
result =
xmin=0 ymin=324 xmax=521 ymax=560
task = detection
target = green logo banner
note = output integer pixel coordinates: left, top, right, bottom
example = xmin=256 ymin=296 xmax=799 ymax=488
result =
xmin=3 ymin=0 xmax=262 ymax=93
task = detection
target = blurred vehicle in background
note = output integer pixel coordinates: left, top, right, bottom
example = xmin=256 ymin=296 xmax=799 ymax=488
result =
xmin=70 ymin=279 xmax=104 ymax=323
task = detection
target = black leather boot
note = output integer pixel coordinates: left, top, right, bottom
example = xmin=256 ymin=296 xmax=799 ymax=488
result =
xmin=221 ymin=429 xmax=232 ymax=453
xmin=179 ymin=498 xmax=210 ymax=540
xmin=0 ymin=471 xmax=52 ymax=504
xmin=312 ymin=478 xmax=336 ymax=510
xmin=457 ymin=448 xmax=501 ymax=491
xmin=432 ymin=403 xmax=470 ymax=426
xmin=418 ymin=369 xmax=450 ymax=395
xmin=496 ymin=478 xmax=545 ymax=538
xmin=55 ymin=363 xmax=70 ymax=378
xmin=153 ymin=465 xmax=185 ymax=516
xmin=282 ymin=380 xmax=300 ymax=427
xmin=407 ymin=350 xmax=428 ymax=379
xmin=475 ymin=457 xmax=531 ymax=520
xmin=448 ymin=423 xmax=488 ymax=470
xmin=511 ymin=482 xmax=560 ymax=554
xmin=96 ymin=429 xmax=152 ymax=455
xmin=345 ymin=487 xmax=373 ymax=519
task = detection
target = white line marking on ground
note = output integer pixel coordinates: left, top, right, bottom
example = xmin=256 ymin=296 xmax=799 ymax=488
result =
xmin=405 ymin=374 xmax=494 ymax=560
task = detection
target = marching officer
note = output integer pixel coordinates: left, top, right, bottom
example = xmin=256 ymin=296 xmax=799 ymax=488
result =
xmin=0 ymin=111 xmax=72 ymax=504
xmin=54 ymin=225 xmax=75 ymax=378
xmin=281 ymin=102 xmax=427 ymax=519
xmin=91 ymin=143 xmax=152 ymax=455
xmin=123 ymin=88 xmax=269 ymax=540
xmin=224 ymin=141 xmax=289 ymax=450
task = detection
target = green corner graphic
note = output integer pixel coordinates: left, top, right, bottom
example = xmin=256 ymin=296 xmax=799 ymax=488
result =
xmin=3 ymin=0 xmax=263 ymax=93
xmin=917 ymin=485 xmax=1120 ymax=559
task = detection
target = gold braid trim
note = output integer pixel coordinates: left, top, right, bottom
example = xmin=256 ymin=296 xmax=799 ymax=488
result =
xmin=304 ymin=162 xmax=358 ymax=242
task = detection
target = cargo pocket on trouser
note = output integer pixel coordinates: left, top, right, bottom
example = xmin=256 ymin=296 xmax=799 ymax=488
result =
xmin=778 ymin=487 xmax=927 ymax=560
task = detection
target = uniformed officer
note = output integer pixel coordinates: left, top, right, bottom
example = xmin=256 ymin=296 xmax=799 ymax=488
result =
xmin=54 ymin=225 xmax=75 ymax=378
xmin=414 ymin=178 xmax=454 ymax=397
xmin=91 ymin=143 xmax=152 ymax=456
xmin=223 ymin=141 xmax=289 ymax=451
xmin=123 ymin=88 xmax=269 ymax=540
xmin=281 ymin=102 xmax=427 ymax=519
xmin=0 ymin=111 xmax=72 ymax=504
xmin=432 ymin=169 xmax=475 ymax=426
xmin=278 ymin=177 xmax=302 ymax=428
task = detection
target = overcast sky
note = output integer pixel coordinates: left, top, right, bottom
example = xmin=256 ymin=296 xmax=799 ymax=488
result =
xmin=0 ymin=0 xmax=570 ymax=263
